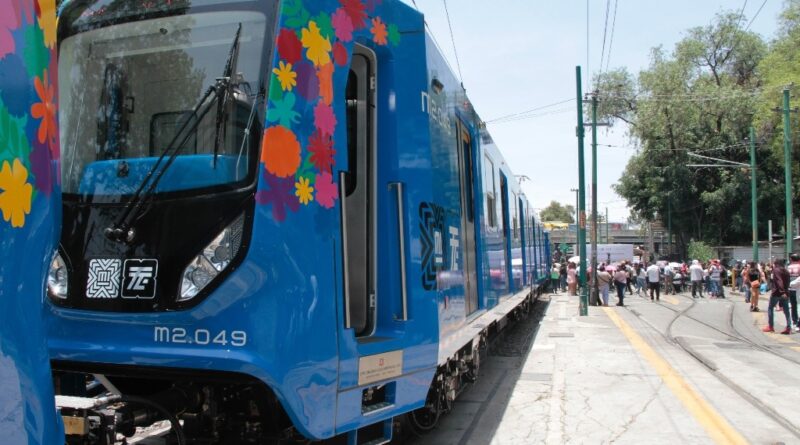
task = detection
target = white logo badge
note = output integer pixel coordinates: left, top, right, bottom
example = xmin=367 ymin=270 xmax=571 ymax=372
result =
xmin=86 ymin=259 xmax=121 ymax=299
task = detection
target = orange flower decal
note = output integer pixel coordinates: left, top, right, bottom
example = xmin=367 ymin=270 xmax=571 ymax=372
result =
xmin=261 ymin=126 xmax=301 ymax=178
xmin=0 ymin=159 xmax=33 ymax=228
xmin=317 ymin=63 xmax=334 ymax=105
xmin=30 ymin=69 xmax=57 ymax=149
xmin=370 ymin=17 xmax=387 ymax=45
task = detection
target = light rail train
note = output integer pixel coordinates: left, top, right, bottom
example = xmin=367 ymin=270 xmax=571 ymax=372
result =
xmin=42 ymin=0 xmax=552 ymax=443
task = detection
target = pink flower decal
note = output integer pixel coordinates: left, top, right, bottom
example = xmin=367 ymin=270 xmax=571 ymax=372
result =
xmin=315 ymin=170 xmax=338 ymax=209
xmin=314 ymin=102 xmax=337 ymax=137
xmin=331 ymin=7 xmax=354 ymax=42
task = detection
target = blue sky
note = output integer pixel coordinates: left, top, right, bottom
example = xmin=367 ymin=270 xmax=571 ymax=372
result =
xmin=402 ymin=0 xmax=785 ymax=222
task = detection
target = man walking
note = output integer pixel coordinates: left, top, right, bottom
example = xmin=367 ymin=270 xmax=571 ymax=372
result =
xmin=614 ymin=267 xmax=627 ymax=306
xmin=646 ymin=262 xmax=661 ymax=301
xmin=690 ymin=260 xmax=704 ymax=298
xmin=787 ymin=253 xmax=800 ymax=332
xmin=763 ymin=259 xmax=792 ymax=334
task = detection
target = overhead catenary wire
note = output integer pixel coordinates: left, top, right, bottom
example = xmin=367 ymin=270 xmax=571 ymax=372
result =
xmin=744 ymin=0 xmax=768 ymax=31
xmin=598 ymin=0 xmax=613 ymax=80
xmin=485 ymin=98 xmax=575 ymax=123
xmin=442 ymin=0 xmax=464 ymax=86
xmin=604 ymin=0 xmax=619 ymax=73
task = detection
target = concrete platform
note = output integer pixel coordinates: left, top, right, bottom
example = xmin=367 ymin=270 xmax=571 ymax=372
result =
xmin=408 ymin=291 xmax=799 ymax=445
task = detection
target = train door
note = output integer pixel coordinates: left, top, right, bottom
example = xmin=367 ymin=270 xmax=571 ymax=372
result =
xmin=456 ymin=120 xmax=479 ymax=315
xmin=500 ymin=174 xmax=512 ymax=293
xmin=341 ymin=44 xmax=376 ymax=336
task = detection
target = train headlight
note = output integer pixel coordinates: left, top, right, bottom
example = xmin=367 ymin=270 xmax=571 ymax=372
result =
xmin=179 ymin=213 xmax=245 ymax=301
xmin=47 ymin=251 xmax=68 ymax=300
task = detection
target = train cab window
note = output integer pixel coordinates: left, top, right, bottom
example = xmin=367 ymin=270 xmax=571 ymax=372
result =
xmin=342 ymin=45 xmax=376 ymax=337
xmin=484 ymin=156 xmax=496 ymax=227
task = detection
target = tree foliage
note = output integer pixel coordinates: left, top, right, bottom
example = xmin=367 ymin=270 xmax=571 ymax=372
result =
xmin=595 ymin=7 xmax=799 ymax=257
xmin=687 ymin=240 xmax=715 ymax=263
xmin=540 ymin=200 xmax=575 ymax=223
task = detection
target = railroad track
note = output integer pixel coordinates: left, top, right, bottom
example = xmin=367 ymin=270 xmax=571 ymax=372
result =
xmin=624 ymin=293 xmax=800 ymax=440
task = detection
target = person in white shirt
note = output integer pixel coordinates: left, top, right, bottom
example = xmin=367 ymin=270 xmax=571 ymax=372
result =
xmin=689 ymin=260 xmax=705 ymax=298
xmin=646 ymin=263 xmax=661 ymax=301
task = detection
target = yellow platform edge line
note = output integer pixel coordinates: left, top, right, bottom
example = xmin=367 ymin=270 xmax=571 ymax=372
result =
xmin=603 ymin=308 xmax=749 ymax=445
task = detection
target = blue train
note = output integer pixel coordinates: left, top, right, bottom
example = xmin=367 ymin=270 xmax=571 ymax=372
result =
xmin=45 ymin=0 xmax=552 ymax=443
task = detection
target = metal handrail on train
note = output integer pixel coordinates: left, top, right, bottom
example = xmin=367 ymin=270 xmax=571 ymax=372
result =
xmin=339 ymin=171 xmax=352 ymax=329
xmin=391 ymin=182 xmax=408 ymax=321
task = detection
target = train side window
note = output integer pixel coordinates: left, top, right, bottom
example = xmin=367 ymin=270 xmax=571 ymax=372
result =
xmin=342 ymin=45 xmax=375 ymax=337
xmin=484 ymin=156 xmax=495 ymax=227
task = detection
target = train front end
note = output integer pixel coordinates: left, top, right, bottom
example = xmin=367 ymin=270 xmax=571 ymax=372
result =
xmin=47 ymin=0 xmax=436 ymax=443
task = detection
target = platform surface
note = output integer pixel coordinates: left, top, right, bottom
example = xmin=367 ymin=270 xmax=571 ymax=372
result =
xmin=408 ymin=288 xmax=800 ymax=444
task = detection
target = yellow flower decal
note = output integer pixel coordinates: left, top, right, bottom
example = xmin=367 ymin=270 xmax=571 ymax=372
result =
xmin=301 ymin=21 xmax=332 ymax=67
xmin=38 ymin=0 xmax=58 ymax=49
xmin=272 ymin=61 xmax=297 ymax=92
xmin=0 ymin=159 xmax=34 ymax=228
xmin=295 ymin=177 xmax=314 ymax=205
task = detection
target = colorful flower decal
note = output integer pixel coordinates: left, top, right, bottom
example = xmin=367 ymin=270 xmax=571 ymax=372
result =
xmin=257 ymin=0 xmax=404 ymax=219
xmin=0 ymin=55 xmax=33 ymax=117
xmin=0 ymin=158 xmax=33 ymax=227
xmin=293 ymin=61 xmax=320 ymax=101
xmin=300 ymin=21 xmax=332 ymax=67
xmin=317 ymin=62 xmax=334 ymax=105
xmin=277 ymin=28 xmax=303 ymax=64
xmin=339 ymin=0 xmax=368 ymax=29
xmin=295 ymin=176 xmax=314 ymax=205
xmin=315 ymin=170 xmax=338 ymax=209
xmin=267 ymin=92 xmax=301 ymax=128
xmin=331 ymin=8 xmax=354 ymax=42
xmin=313 ymin=102 xmax=336 ymax=137
xmin=370 ymin=17 xmax=387 ymax=45
xmin=387 ymin=23 xmax=401 ymax=46
xmin=308 ymin=129 xmax=335 ymax=172
xmin=261 ymin=125 xmax=301 ymax=178
xmin=272 ymin=61 xmax=297 ymax=92
xmin=256 ymin=172 xmax=299 ymax=222
xmin=23 ymin=21 xmax=50 ymax=79
xmin=30 ymin=69 xmax=57 ymax=150
xmin=0 ymin=4 xmax=18 ymax=58
xmin=37 ymin=0 xmax=57 ymax=49
xmin=332 ymin=42 xmax=348 ymax=66
xmin=312 ymin=12 xmax=334 ymax=40
xmin=29 ymin=140 xmax=52 ymax=195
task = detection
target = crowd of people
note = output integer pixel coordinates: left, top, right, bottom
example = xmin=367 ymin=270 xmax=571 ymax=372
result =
xmin=550 ymin=253 xmax=800 ymax=334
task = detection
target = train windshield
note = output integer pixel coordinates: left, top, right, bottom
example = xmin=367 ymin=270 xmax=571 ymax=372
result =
xmin=58 ymin=1 xmax=272 ymax=199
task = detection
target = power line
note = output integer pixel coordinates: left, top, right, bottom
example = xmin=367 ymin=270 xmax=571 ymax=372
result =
xmin=604 ymin=0 xmax=619 ymax=73
xmin=442 ymin=0 xmax=464 ymax=86
xmin=598 ymin=0 xmax=612 ymax=81
xmin=488 ymin=107 xmax=575 ymax=125
xmin=586 ymin=0 xmax=590 ymax=91
xmin=744 ymin=0 xmax=768 ymax=31
xmin=485 ymin=98 xmax=575 ymax=123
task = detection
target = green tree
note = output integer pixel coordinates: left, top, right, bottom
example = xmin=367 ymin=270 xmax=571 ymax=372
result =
xmin=687 ymin=240 xmax=715 ymax=263
xmin=594 ymin=9 xmax=792 ymax=256
xmin=540 ymin=201 xmax=575 ymax=223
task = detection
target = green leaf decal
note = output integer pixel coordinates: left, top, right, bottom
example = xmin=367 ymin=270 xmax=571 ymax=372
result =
xmin=23 ymin=21 xmax=49 ymax=79
xmin=0 ymin=101 xmax=32 ymax=171
xmin=266 ymin=92 xmax=301 ymax=128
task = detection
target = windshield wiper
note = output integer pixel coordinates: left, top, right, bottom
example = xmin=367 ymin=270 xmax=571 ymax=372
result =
xmin=105 ymin=24 xmax=243 ymax=244
xmin=213 ymin=24 xmax=242 ymax=167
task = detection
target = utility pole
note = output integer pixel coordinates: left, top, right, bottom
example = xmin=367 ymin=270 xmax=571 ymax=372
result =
xmin=571 ymin=188 xmax=579 ymax=258
xmin=575 ymin=67 xmax=588 ymax=316
xmin=606 ymin=207 xmax=609 ymax=244
xmin=590 ymin=91 xmax=599 ymax=306
xmin=769 ymin=219 xmax=773 ymax=262
xmin=750 ymin=126 xmax=758 ymax=262
xmin=782 ymin=88 xmax=794 ymax=259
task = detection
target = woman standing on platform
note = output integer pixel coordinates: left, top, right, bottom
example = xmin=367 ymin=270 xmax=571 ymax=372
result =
xmin=551 ymin=264 xmax=561 ymax=293
xmin=597 ymin=265 xmax=613 ymax=306
xmin=567 ymin=262 xmax=577 ymax=296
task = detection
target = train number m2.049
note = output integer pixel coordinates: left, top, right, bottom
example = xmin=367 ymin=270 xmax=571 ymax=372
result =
xmin=154 ymin=327 xmax=247 ymax=347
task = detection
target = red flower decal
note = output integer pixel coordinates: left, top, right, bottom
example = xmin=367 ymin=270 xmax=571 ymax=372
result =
xmin=339 ymin=0 xmax=367 ymax=29
xmin=333 ymin=41 xmax=348 ymax=66
xmin=277 ymin=28 xmax=302 ymax=64
xmin=308 ymin=129 xmax=336 ymax=173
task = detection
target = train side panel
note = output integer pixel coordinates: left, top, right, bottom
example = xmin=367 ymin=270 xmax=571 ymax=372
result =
xmin=0 ymin=0 xmax=63 ymax=442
